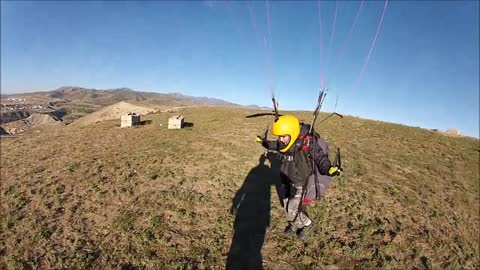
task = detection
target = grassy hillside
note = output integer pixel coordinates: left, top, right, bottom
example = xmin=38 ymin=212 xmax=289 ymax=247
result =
xmin=1 ymin=106 xmax=478 ymax=269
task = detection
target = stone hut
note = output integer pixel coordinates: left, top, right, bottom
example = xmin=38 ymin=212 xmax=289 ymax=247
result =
xmin=121 ymin=113 xmax=140 ymax=128
xmin=445 ymin=129 xmax=462 ymax=136
xmin=168 ymin=115 xmax=184 ymax=129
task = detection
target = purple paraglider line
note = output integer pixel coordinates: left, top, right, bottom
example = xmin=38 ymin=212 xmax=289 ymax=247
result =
xmin=353 ymin=0 xmax=389 ymax=93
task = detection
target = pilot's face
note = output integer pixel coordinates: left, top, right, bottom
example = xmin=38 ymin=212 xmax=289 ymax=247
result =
xmin=278 ymin=135 xmax=290 ymax=145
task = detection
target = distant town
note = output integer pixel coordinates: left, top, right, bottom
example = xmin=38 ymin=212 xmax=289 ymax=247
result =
xmin=1 ymin=103 xmax=48 ymax=112
xmin=0 ymin=96 xmax=63 ymax=126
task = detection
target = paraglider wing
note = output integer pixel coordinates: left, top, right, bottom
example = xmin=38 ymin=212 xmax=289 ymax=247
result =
xmin=333 ymin=112 xmax=344 ymax=118
xmin=245 ymin=112 xmax=283 ymax=118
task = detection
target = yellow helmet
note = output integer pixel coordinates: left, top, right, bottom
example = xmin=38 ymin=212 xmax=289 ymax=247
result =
xmin=271 ymin=115 xmax=300 ymax=153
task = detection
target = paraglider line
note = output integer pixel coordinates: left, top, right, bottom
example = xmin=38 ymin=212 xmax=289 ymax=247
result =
xmin=354 ymin=0 xmax=388 ymax=92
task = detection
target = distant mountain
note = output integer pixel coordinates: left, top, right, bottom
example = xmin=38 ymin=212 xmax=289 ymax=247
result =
xmin=166 ymin=92 xmax=240 ymax=107
xmin=45 ymin=86 xmax=149 ymax=104
xmin=2 ymin=87 xmax=147 ymax=105
xmin=2 ymin=87 xmax=254 ymax=108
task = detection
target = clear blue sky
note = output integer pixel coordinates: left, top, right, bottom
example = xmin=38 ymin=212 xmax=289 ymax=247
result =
xmin=1 ymin=1 xmax=479 ymax=137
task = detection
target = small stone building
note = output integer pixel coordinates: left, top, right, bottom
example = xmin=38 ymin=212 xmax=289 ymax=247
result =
xmin=445 ymin=129 xmax=462 ymax=136
xmin=168 ymin=115 xmax=184 ymax=129
xmin=121 ymin=113 xmax=140 ymax=128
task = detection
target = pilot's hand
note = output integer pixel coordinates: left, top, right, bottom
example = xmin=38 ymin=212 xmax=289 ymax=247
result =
xmin=256 ymin=136 xmax=266 ymax=144
xmin=328 ymin=166 xmax=341 ymax=176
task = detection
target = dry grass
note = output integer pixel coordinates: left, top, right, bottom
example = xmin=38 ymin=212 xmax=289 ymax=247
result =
xmin=1 ymin=106 xmax=479 ymax=269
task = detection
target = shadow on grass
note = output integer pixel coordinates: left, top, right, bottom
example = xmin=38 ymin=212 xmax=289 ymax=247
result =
xmin=226 ymin=151 xmax=282 ymax=270
xmin=184 ymin=122 xmax=194 ymax=128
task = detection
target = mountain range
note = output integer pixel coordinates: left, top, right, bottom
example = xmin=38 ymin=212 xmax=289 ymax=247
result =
xmin=1 ymin=86 xmax=271 ymax=110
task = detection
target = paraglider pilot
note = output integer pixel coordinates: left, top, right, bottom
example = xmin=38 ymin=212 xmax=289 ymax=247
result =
xmin=256 ymin=115 xmax=341 ymax=240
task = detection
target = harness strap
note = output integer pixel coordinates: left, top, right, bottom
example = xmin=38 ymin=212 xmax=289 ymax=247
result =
xmin=297 ymin=134 xmax=311 ymax=152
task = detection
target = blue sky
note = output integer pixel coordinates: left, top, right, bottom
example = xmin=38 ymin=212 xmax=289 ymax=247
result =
xmin=1 ymin=1 xmax=479 ymax=137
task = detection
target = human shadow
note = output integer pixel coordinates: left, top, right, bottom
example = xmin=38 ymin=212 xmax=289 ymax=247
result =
xmin=226 ymin=151 xmax=282 ymax=270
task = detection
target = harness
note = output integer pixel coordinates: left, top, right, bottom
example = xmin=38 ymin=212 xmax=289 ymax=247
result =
xmin=298 ymin=133 xmax=321 ymax=205
xmin=297 ymin=134 xmax=313 ymax=152
xmin=279 ymin=134 xmax=312 ymax=163
xmin=281 ymin=155 xmax=294 ymax=162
